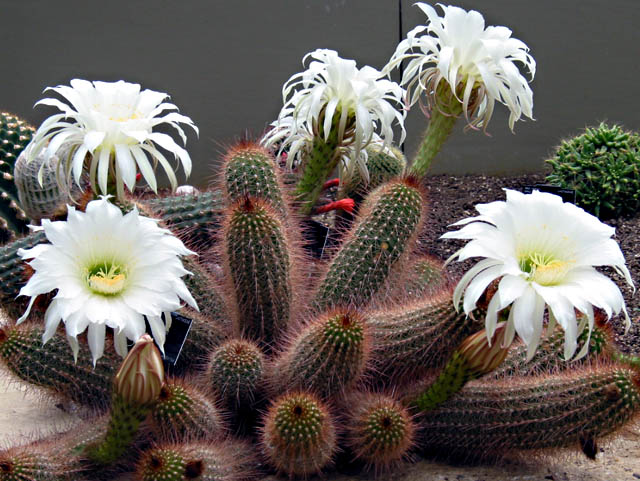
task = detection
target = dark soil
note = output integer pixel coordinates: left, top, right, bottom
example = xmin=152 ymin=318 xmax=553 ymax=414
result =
xmin=419 ymin=173 xmax=640 ymax=355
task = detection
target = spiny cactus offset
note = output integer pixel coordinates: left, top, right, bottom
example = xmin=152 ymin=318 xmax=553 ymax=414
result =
xmin=222 ymin=142 xmax=288 ymax=217
xmin=314 ymin=177 xmax=424 ymax=309
xmin=135 ymin=441 xmax=257 ymax=481
xmin=419 ymin=363 xmax=640 ymax=458
xmin=260 ymin=391 xmax=337 ymax=477
xmin=0 ymin=112 xmax=35 ymax=241
xmin=221 ymin=198 xmax=294 ymax=347
xmin=151 ymin=379 xmax=227 ymax=441
xmin=344 ymin=392 xmax=415 ymax=472
xmin=206 ymin=339 xmax=264 ymax=405
xmin=399 ymin=255 xmax=451 ymax=299
xmin=271 ymin=309 xmax=369 ymax=398
xmin=0 ymin=445 xmax=82 ymax=481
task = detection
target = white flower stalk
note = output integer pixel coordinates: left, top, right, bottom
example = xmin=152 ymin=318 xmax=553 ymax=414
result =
xmin=16 ymin=197 xmax=199 ymax=364
xmin=262 ymin=49 xmax=406 ymax=213
xmin=442 ymin=189 xmax=634 ymax=361
xmin=386 ymin=3 xmax=535 ymax=131
xmin=26 ymin=79 xmax=198 ymax=200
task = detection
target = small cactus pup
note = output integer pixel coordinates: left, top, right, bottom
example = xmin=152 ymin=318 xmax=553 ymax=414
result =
xmin=383 ymin=4 xmax=535 ymax=177
xmin=135 ymin=440 xmax=257 ymax=481
xmin=205 ymin=339 xmax=264 ymax=406
xmin=26 ymin=79 xmax=198 ymax=201
xmin=419 ymin=363 xmax=640 ymax=459
xmin=271 ymin=309 xmax=369 ymax=399
xmin=222 ymin=141 xmax=288 ymax=217
xmin=221 ymin=197 xmax=295 ymax=347
xmin=85 ymin=334 xmax=164 ymax=466
xmin=260 ymin=391 xmax=337 ymax=478
xmin=0 ymin=443 xmax=84 ymax=481
xmin=344 ymin=392 xmax=415 ymax=473
xmin=0 ymin=112 xmax=35 ymax=241
xmin=151 ymin=378 xmax=227 ymax=441
xmin=261 ymin=49 xmax=406 ymax=215
xmin=314 ymin=177 xmax=425 ymax=310
xmin=545 ymin=122 xmax=640 ymax=219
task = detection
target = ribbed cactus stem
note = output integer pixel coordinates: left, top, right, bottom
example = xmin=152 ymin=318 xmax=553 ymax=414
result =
xmin=410 ymin=84 xmax=463 ymax=178
xmin=0 ymin=446 xmax=82 ymax=481
xmin=222 ymin=198 xmax=293 ymax=346
xmin=294 ymin=116 xmax=342 ymax=215
xmin=272 ymin=309 xmax=369 ymax=398
xmin=223 ymin=142 xmax=287 ymax=217
xmin=421 ymin=364 xmax=640 ymax=455
xmin=369 ymin=291 xmax=482 ymax=384
xmin=0 ymin=323 xmax=116 ymax=409
xmin=413 ymin=324 xmax=510 ymax=412
xmin=314 ymin=178 xmax=424 ymax=309
xmin=260 ymin=392 xmax=337 ymax=477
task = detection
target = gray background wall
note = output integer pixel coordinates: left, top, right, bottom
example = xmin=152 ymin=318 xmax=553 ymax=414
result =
xmin=1 ymin=0 xmax=638 ymax=186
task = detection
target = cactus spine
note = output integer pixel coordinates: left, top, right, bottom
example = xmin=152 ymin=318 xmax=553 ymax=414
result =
xmin=260 ymin=391 xmax=337 ymax=477
xmin=272 ymin=309 xmax=369 ymax=398
xmin=339 ymin=144 xmax=406 ymax=200
xmin=221 ymin=198 xmax=293 ymax=346
xmin=420 ymin=364 xmax=640 ymax=456
xmin=314 ymin=178 xmax=424 ymax=309
xmin=206 ymin=339 xmax=264 ymax=405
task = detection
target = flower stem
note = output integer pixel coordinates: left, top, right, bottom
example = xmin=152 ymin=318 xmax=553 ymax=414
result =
xmin=410 ymin=85 xmax=463 ymax=179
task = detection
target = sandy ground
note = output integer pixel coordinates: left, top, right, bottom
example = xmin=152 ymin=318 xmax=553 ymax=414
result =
xmin=1 ymin=376 xmax=640 ymax=481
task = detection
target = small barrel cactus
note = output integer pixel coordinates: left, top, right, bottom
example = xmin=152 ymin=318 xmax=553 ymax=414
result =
xmin=545 ymin=122 xmax=640 ymax=218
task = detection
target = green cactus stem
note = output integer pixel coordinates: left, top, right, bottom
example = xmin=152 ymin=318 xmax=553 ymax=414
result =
xmin=223 ymin=142 xmax=287 ymax=217
xmin=314 ymin=178 xmax=424 ymax=310
xmin=369 ymin=290 xmax=482 ymax=385
xmin=0 ymin=447 xmax=80 ymax=481
xmin=222 ymin=198 xmax=293 ymax=347
xmin=206 ymin=339 xmax=264 ymax=405
xmin=345 ymin=392 xmax=415 ymax=472
xmin=420 ymin=364 xmax=640 ymax=457
xmin=410 ymin=83 xmax=463 ymax=179
xmin=272 ymin=309 xmax=369 ymax=398
xmin=260 ymin=391 xmax=337 ymax=478
xmin=151 ymin=379 xmax=226 ymax=441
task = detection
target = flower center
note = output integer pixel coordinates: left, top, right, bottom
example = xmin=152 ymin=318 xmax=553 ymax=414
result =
xmin=519 ymin=252 xmax=571 ymax=286
xmin=96 ymin=103 xmax=141 ymax=122
xmin=86 ymin=262 xmax=127 ymax=295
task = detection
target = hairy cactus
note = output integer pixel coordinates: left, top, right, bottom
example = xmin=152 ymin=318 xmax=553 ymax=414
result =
xmin=135 ymin=441 xmax=257 ymax=481
xmin=419 ymin=364 xmax=640 ymax=457
xmin=0 ymin=443 xmax=84 ymax=481
xmin=222 ymin=142 xmax=288 ymax=217
xmin=0 ymin=112 xmax=35 ymax=241
xmin=344 ymin=392 xmax=415 ymax=472
xmin=271 ymin=309 xmax=369 ymax=398
xmin=399 ymin=255 xmax=451 ymax=299
xmin=545 ymin=122 xmax=640 ymax=218
xmin=314 ymin=177 xmax=424 ymax=309
xmin=206 ymin=339 xmax=264 ymax=405
xmin=260 ymin=391 xmax=337 ymax=477
xmin=221 ymin=198 xmax=294 ymax=347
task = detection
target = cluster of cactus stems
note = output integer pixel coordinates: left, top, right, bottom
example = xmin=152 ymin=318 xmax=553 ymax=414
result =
xmin=1 ymin=137 xmax=640 ymax=481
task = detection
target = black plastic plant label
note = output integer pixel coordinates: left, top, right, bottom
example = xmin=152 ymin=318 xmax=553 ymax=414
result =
xmin=523 ymin=184 xmax=576 ymax=204
xmin=161 ymin=312 xmax=192 ymax=366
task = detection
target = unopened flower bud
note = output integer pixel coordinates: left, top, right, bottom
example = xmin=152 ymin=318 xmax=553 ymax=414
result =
xmin=114 ymin=334 xmax=164 ymax=405
xmin=458 ymin=323 xmax=509 ymax=378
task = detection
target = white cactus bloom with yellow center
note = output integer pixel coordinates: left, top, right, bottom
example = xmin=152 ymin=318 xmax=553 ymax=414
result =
xmin=26 ymin=79 xmax=198 ymax=199
xmin=17 ymin=197 xmax=199 ymax=364
xmin=263 ymin=49 xmax=406 ymax=182
xmin=443 ymin=189 xmax=634 ymax=361
xmin=385 ymin=3 xmax=535 ymax=131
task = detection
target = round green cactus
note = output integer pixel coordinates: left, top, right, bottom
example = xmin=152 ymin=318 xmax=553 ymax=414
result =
xmin=546 ymin=122 xmax=640 ymax=218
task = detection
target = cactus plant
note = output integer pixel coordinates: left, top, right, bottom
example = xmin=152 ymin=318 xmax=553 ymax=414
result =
xmin=0 ymin=112 xmax=35 ymax=242
xmin=545 ymin=122 xmax=640 ymax=219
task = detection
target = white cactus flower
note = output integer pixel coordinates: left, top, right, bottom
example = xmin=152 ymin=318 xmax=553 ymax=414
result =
xmin=263 ymin=49 xmax=406 ymax=182
xmin=385 ymin=3 xmax=535 ymax=131
xmin=443 ymin=189 xmax=634 ymax=361
xmin=17 ymin=197 xmax=199 ymax=364
xmin=26 ymin=79 xmax=198 ymax=199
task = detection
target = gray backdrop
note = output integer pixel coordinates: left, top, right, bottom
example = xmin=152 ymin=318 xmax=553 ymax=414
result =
xmin=1 ymin=0 xmax=638 ymax=186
